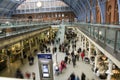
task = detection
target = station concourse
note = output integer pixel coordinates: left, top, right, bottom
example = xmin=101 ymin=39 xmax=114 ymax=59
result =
xmin=0 ymin=0 xmax=120 ymax=80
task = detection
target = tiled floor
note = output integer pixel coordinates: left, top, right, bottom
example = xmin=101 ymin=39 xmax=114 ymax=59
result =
xmin=0 ymin=25 xmax=100 ymax=80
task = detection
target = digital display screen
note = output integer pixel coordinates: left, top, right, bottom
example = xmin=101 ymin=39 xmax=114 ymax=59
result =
xmin=42 ymin=64 xmax=49 ymax=78
xmin=42 ymin=64 xmax=49 ymax=72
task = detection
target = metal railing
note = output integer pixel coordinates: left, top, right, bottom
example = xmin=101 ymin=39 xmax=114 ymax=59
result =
xmin=13 ymin=7 xmax=71 ymax=14
xmin=0 ymin=20 xmax=59 ymax=39
xmin=0 ymin=20 xmax=120 ymax=53
xmin=64 ymin=22 xmax=120 ymax=54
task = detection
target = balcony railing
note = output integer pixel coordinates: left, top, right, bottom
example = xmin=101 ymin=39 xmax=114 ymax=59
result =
xmin=0 ymin=20 xmax=60 ymax=39
xmin=64 ymin=22 xmax=120 ymax=55
xmin=13 ymin=7 xmax=71 ymax=14
xmin=0 ymin=20 xmax=120 ymax=55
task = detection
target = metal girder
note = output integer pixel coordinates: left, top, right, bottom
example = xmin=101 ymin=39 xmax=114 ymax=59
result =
xmin=63 ymin=0 xmax=91 ymax=21
xmin=79 ymin=0 xmax=86 ymax=12
xmin=65 ymin=0 xmax=86 ymax=21
xmin=11 ymin=0 xmax=25 ymax=10
xmin=86 ymin=0 xmax=91 ymax=10
xmin=63 ymin=0 xmax=83 ymax=18
xmin=77 ymin=0 xmax=84 ymax=13
xmin=91 ymin=0 xmax=97 ymax=23
xmin=0 ymin=0 xmax=25 ymax=17
xmin=70 ymin=0 xmax=87 ymax=20
xmin=91 ymin=0 xmax=97 ymax=7
xmin=63 ymin=0 xmax=78 ymax=17
xmin=71 ymin=0 xmax=82 ymax=16
xmin=76 ymin=4 xmax=83 ymax=18
xmin=82 ymin=0 xmax=90 ymax=10
xmin=64 ymin=0 xmax=85 ymax=18
xmin=8 ymin=0 xmax=26 ymax=16
xmin=76 ymin=0 xmax=85 ymax=21
xmin=84 ymin=0 xmax=91 ymax=22
xmin=1 ymin=1 xmax=13 ymax=16
xmin=97 ymin=0 xmax=106 ymax=24
xmin=0 ymin=0 xmax=4 ymax=4
xmin=79 ymin=0 xmax=87 ymax=22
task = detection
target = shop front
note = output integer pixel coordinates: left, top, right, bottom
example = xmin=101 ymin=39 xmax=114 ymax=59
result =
xmin=111 ymin=65 xmax=120 ymax=80
xmin=0 ymin=49 xmax=7 ymax=71
xmin=8 ymin=43 xmax=22 ymax=63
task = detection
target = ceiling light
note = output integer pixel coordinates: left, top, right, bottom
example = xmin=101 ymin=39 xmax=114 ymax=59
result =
xmin=37 ymin=2 xmax=42 ymax=7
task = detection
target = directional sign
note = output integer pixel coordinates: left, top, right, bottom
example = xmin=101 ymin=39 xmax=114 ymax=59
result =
xmin=38 ymin=53 xmax=52 ymax=59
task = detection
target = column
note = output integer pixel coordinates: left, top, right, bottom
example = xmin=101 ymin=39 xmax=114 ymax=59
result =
xmin=79 ymin=34 xmax=82 ymax=47
xmin=29 ymin=39 xmax=32 ymax=54
xmin=107 ymin=59 xmax=113 ymax=80
xmin=81 ymin=37 xmax=84 ymax=51
xmin=20 ymin=40 xmax=24 ymax=59
xmin=94 ymin=48 xmax=100 ymax=71
xmin=5 ymin=48 xmax=11 ymax=71
xmin=35 ymin=37 xmax=39 ymax=51
xmin=94 ymin=54 xmax=98 ymax=71
xmin=35 ymin=37 xmax=38 ymax=49
xmin=84 ymin=37 xmax=87 ymax=51
xmin=88 ymin=41 xmax=91 ymax=59
xmin=20 ymin=40 xmax=24 ymax=64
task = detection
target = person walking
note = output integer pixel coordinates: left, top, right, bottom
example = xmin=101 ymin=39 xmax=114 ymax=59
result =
xmin=68 ymin=55 xmax=71 ymax=64
xmin=81 ymin=50 xmax=85 ymax=61
xmin=15 ymin=68 xmax=24 ymax=79
xmin=64 ymin=55 xmax=68 ymax=64
xmin=25 ymin=71 xmax=31 ymax=79
xmin=32 ymin=72 xmax=36 ymax=80
xmin=31 ymin=56 xmax=34 ymax=64
xmin=81 ymin=72 xmax=86 ymax=80
xmin=72 ymin=55 xmax=76 ymax=67
xmin=70 ymin=72 xmax=76 ymax=80
xmin=76 ymin=75 xmax=80 ymax=80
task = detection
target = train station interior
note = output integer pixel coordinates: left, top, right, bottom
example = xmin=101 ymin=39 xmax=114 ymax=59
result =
xmin=0 ymin=0 xmax=120 ymax=80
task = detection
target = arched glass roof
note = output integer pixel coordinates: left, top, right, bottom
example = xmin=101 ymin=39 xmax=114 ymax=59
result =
xmin=1 ymin=0 xmax=88 ymax=18
xmin=0 ymin=0 xmax=86 ymax=18
xmin=0 ymin=0 xmax=25 ymax=17
xmin=12 ymin=0 xmax=71 ymax=14
xmin=17 ymin=0 xmax=68 ymax=10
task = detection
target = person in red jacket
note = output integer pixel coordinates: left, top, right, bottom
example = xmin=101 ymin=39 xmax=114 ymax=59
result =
xmin=81 ymin=50 xmax=85 ymax=61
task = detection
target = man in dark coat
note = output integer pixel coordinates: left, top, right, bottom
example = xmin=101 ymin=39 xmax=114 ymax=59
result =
xmin=81 ymin=72 xmax=86 ymax=80
xmin=64 ymin=55 xmax=68 ymax=64
xmin=15 ymin=68 xmax=24 ymax=79
xmin=70 ymin=72 xmax=76 ymax=80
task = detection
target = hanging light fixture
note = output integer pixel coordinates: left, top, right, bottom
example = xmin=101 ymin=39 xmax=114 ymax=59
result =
xmin=37 ymin=1 xmax=42 ymax=7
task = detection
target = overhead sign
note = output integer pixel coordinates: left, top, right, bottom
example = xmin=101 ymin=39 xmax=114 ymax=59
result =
xmin=38 ymin=53 xmax=52 ymax=59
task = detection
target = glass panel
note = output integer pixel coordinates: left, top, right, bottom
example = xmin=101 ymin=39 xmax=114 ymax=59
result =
xmin=106 ymin=28 xmax=115 ymax=48
xmin=94 ymin=27 xmax=98 ymax=39
xmin=88 ymin=25 xmax=91 ymax=34
xmin=82 ymin=25 xmax=89 ymax=35
xmin=116 ymin=31 xmax=120 ymax=52
xmin=99 ymin=27 xmax=105 ymax=43
xmin=91 ymin=26 xmax=94 ymax=38
xmin=0 ymin=21 xmax=51 ymax=38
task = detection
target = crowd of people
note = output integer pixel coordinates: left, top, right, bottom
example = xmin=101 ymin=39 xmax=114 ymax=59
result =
xmin=52 ymin=30 xmax=87 ymax=80
xmin=15 ymin=28 xmax=88 ymax=80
